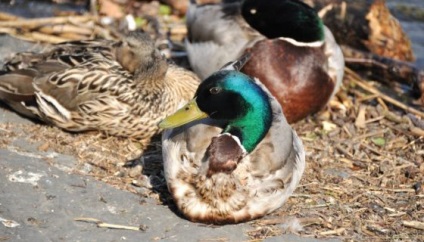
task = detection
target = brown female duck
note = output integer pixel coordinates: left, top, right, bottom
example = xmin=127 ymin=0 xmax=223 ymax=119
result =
xmin=0 ymin=32 xmax=199 ymax=146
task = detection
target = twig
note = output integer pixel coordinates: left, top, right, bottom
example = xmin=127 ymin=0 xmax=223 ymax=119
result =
xmin=402 ymin=137 xmax=424 ymax=150
xmin=0 ymin=15 xmax=96 ymax=28
xmin=300 ymin=204 xmax=331 ymax=209
xmin=360 ymin=143 xmax=384 ymax=156
xmin=58 ymin=32 xmax=90 ymax=41
xmin=366 ymin=225 xmax=389 ymax=235
xmin=364 ymin=116 xmax=385 ymax=124
xmin=335 ymin=145 xmax=353 ymax=158
xmin=351 ymin=129 xmax=388 ymax=142
xmin=0 ymin=126 xmax=12 ymax=133
xmin=0 ymin=12 xmax=22 ymax=21
xmin=38 ymin=24 xmax=94 ymax=36
xmin=346 ymin=68 xmax=424 ymax=119
xmin=377 ymin=97 xmax=389 ymax=111
xmin=74 ymin=217 xmax=145 ymax=231
xmin=402 ymin=221 xmax=424 ymax=230
xmin=319 ymin=228 xmax=345 ymax=236
xmin=388 ymin=212 xmax=407 ymax=217
xmin=1 ymin=29 xmax=69 ymax=43
xmin=29 ymin=32 xmax=70 ymax=43
xmin=357 ymin=93 xmax=379 ymax=102
xmin=410 ymin=127 xmax=424 ymax=137
xmin=0 ymin=27 xmax=17 ymax=35
xmin=382 ymin=121 xmax=417 ymax=137
xmin=375 ymin=188 xmax=416 ymax=193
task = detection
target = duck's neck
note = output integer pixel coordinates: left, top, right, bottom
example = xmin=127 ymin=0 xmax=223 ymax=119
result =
xmin=134 ymin=60 xmax=168 ymax=88
xmin=114 ymin=44 xmax=169 ymax=90
xmin=163 ymin=65 xmax=200 ymax=104
xmin=224 ymin=90 xmax=272 ymax=153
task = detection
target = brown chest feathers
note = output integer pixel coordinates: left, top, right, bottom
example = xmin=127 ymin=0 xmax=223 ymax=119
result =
xmin=205 ymin=134 xmax=246 ymax=177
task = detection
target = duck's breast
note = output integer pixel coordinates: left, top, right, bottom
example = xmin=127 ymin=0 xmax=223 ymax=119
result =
xmin=242 ymin=39 xmax=334 ymax=123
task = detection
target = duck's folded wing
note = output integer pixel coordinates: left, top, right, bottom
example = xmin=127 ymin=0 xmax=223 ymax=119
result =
xmin=0 ymin=69 xmax=37 ymax=102
xmin=323 ymin=26 xmax=345 ymax=99
xmin=246 ymin=129 xmax=305 ymax=217
xmin=289 ymin=129 xmax=306 ymax=191
xmin=186 ymin=1 xmax=254 ymax=79
xmin=187 ymin=2 xmax=240 ymax=44
xmin=0 ymin=68 xmax=40 ymax=118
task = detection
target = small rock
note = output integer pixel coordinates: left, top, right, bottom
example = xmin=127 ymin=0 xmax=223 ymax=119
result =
xmin=128 ymin=165 xmax=143 ymax=178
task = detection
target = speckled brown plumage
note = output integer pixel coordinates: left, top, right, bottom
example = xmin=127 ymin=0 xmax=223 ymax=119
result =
xmin=0 ymin=32 xmax=199 ymax=145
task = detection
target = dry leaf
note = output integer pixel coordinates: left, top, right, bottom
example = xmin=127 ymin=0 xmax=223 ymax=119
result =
xmin=355 ymin=105 xmax=367 ymax=128
xmin=322 ymin=121 xmax=337 ymax=131
xmin=99 ymin=0 xmax=124 ymax=18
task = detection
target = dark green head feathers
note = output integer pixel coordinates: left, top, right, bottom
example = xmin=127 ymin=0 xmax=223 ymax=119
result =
xmin=159 ymin=69 xmax=273 ymax=153
xmin=241 ymin=0 xmax=324 ymax=43
xmin=196 ymin=70 xmax=273 ymax=152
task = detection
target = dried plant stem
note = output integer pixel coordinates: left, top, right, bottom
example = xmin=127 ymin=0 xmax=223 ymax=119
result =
xmin=319 ymin=228 xmax=345 ymax=236
xmin=29 ymin=32 xmax=70 ymax=43
xmin=346 ymin=68 xmax=424 ymax=119
xmin=402 ymin=221 xmax=424 ymax=230
xmin=0 ymin=12 xmax=22 ymax=21
xmin=74 ymin=217 xmax=143 ymax=231
xmin=0 ymin=15 xmax=96 ymax=28
xmin=38 ymin=25 xmax=94 ymax=36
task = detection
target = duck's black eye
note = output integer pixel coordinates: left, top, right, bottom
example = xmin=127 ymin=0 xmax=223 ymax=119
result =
xmin=209 ymin=87 xmax=222 ymax=94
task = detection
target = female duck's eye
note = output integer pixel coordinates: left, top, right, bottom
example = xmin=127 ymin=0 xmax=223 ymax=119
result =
xmin=209 ymin=87 xmax=222 ymax=94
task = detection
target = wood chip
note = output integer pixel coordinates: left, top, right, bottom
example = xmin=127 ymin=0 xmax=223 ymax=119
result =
xmin=410 ymin=127 xmax=424 ymax=137
xmin=355 ymin=105 xmax=367 ymax=128
xmin=319 ymin=228 xmax=345 ymax=236
xmin=402 ymin=221 xmax=424 ymax=230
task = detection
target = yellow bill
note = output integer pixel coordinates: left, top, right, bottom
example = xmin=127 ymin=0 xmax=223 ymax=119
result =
xmin=159 ymin=99 xmax=209 ymax=129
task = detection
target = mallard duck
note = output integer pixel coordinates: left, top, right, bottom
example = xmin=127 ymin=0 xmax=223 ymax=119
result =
xmin=159 ymin=55 xmax=305 ymax=224
xmin=185 ymin=0 xmax=344 ymax=123
xmin=0 ymin=32 xmax=199 ymax=146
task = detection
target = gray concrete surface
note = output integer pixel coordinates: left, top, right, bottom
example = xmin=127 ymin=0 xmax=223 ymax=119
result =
xmin=0 ymin=143 xmax=245 ymax=241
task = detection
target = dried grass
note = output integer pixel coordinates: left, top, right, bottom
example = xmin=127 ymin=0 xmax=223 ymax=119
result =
xmin=248 ymin=69 xmax=424 ymax=241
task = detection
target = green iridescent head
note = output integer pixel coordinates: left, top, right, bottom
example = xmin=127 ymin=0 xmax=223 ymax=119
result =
xmin=159 ymin=70 xmax=272 ymax=153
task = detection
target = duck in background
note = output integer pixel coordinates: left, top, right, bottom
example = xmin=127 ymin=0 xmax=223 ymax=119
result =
xmin=0 ymin=32 xmax=199 ymax=147
xmin=159 ymin=55 xmax=305 ymax=224
xmin=185 ymin=0 xmax=344 ymax=123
